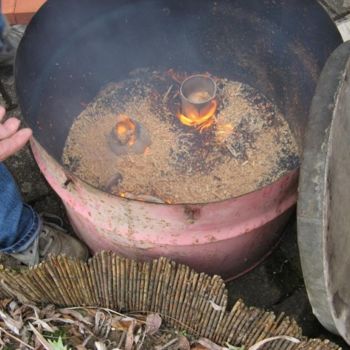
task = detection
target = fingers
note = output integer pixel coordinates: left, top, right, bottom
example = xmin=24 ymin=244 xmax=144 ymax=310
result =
xmin=0 ymin=106 xmax=5 ymax=122
xmin=0 ymin=107 xmax=33 ymax=161
xmin=0 ymin=117 xmax=21 ymax=140
xmin=0 ymin=128 xmax=32 ymax=161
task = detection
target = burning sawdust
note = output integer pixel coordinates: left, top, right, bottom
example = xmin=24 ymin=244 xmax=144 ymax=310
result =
xmin=62 ymin=69 xmax=299 ymax=204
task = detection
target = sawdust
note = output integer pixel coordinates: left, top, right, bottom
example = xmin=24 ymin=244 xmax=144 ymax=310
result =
xmin=62 ymin=69 xmax=299 ymax=204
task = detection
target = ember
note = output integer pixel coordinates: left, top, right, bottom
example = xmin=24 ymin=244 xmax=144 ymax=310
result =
xmin=178 ymin=99 xmax=218 ymax=131
xmin=108 ymin=113 xmax=151 ymax=155
xmin=113 ymin=114 xmax=137 ymax=146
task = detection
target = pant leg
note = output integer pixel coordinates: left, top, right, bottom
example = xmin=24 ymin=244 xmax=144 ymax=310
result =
xmin=0 ymin=14 xmax=7 ymax=49
xmin=0 ymin=14 xmax=17 ymax=66
xmin=0 ymin=14 xmax=5 ymax=33
xmin=0 ymin=163 xmax=40 ymax=253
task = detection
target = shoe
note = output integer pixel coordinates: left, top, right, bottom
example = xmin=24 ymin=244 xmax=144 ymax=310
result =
xmin=10 ymin=213 xmax=90 ymax=266
xmin=0 ymin=23 xmax=26 ymax=67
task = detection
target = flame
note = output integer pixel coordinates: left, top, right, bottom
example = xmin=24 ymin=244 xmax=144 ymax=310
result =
xmin=114 ymin=114 xmax=137 ymax=146
xmin=178 ymin=99 xmax=218 ymax=132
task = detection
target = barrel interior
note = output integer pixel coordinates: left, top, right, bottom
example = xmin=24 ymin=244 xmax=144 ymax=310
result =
xmin=15 ymin=0 xmax=342 ymax=202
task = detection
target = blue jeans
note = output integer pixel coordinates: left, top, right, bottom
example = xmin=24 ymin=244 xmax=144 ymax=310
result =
xmin=0 ymin=164 xmax=40 ymax=253
xmin=0 ymin=15 xmax=39 ymax=252
xmin=0 ymin=14 xmax=6 ymax=50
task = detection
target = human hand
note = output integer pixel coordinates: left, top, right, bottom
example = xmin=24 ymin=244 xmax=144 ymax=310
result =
xmin=0 ymin=106 xmax=32 ymax=161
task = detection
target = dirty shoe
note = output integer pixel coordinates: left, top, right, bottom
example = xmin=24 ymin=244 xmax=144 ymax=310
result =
xmin=10 ymin=214 xmax=90 ymax=266
xmin=0 ymin=20 xmax=26 ymax=66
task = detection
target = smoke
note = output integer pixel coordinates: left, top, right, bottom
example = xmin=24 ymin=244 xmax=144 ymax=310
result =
xmin=16 ymin=0 xmax=342 ymax=161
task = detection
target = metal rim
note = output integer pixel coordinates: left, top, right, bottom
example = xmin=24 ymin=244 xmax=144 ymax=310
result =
xmin=298 ymin=41 xmax=350 ymax=342
xmin=180 ymin=74 xmax=217 ymax=105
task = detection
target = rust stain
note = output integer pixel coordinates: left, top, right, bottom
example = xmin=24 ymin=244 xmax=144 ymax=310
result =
xmin=124 ymin=201 xmax=135 ymax=237
xmin=204 ymin=235 xmax=217 ymax=242
xmin=184 ymin=206 xmax=201 ymax=224
xmin=62 ymin=172 xmax=76 ymax=189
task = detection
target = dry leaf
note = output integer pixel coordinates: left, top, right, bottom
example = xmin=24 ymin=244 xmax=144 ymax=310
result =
xmin=69 ymin=334 xmax=86 ymax=348
xmin=155 ymin=338 xmax=178 ymax=350
xmin=10 ymin=304 xmax=23 ymax=318
xmin=8 ymin=300 xmax=19 ymax=312
xmin=125 ymin=319 xmax=136 ymax=350
xmin=209 ymin=300 xmax=225 ymax=312
xmin=31 ymin=319 xmax=57 ymax=333
xmin=0 ymin=310 xmax=23 ymax=335
xmin=29 ymin=323 xmax=53 ymax=350
xmin=191 ymin=345 xmax=209 ymax=350
xmin=177 ymin=335 xmax=191 ymax=350
xmin=248 ymin=336 xmax=300 ymax=350
xmin=111 ymin=316 xmax=136 ymax=332
xmin=82 ymin=334 xmax=93 ymax=347
xmin=59 ymin=308 xmax=93 ymax=325
xmin=45 ymin=316 xmax=76 ymax=325
xmin=134 ymin=325 xmax=143 ymax=345
xmin=196 ymin=338 xmax=226 ymax=350
xmin=42 ymin=304 xmax=56 ymax=318
xmin=95 ymin=342 xmax=107 ymax=350
xmin=94 ymin=310 xmax=106 ymax=333
xmin=0 ymin=299 xmax=12 ymax=309
xmin=145 ymin=313 xmax=162 ymax=335
xmin=25 ymin=304 xmax=41 ymax=320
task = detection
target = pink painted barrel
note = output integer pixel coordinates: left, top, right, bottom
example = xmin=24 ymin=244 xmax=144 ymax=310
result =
xmin=32 ymin=140 xmax=297 ymax=280
xmin=17 ymin=0 xmax=341 ymax=280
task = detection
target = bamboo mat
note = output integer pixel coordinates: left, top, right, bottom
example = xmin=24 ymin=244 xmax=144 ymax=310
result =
xmin=0 ymin=252 xmax=341 ymax=349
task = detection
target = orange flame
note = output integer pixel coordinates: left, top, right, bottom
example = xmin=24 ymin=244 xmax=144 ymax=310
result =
xmin=178 ymin=99 xmax=218 ymax=132
xmin=114 ymin=114 xmax=137 ymax=146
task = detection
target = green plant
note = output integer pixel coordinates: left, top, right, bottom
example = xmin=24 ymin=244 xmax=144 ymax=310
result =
xmin=48 ymin=336 xmax=70 ymax=350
